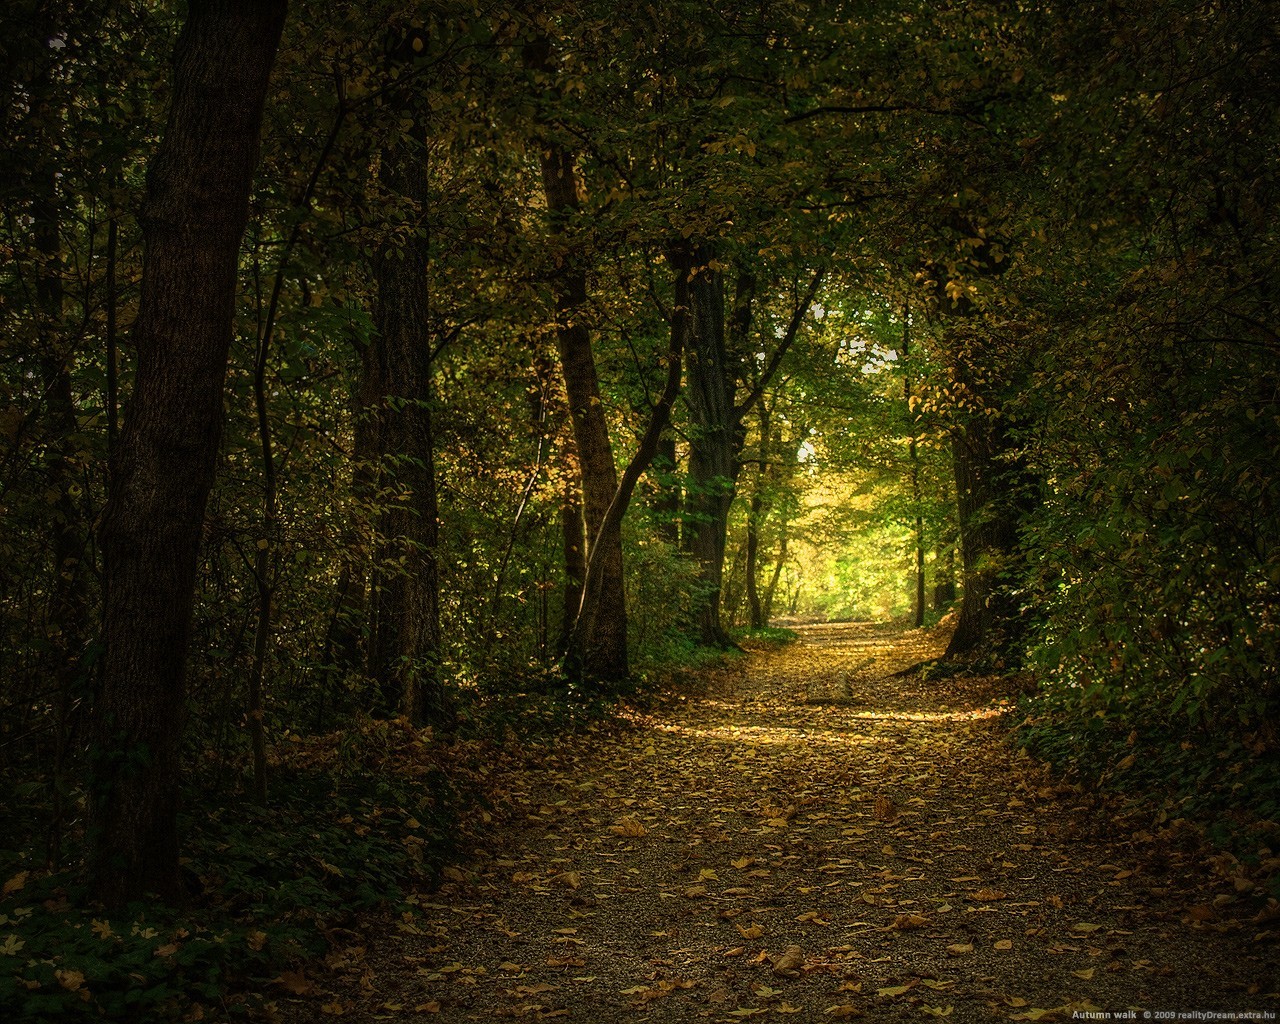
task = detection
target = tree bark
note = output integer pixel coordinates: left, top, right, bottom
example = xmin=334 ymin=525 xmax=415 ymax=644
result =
xmin=678 ymin=244 xmax=738 ymax=647
xmin=682 ymin=258 xmax=822 ymax=647
xmin=368 ymin=134 xmax=444 ymax=727
xmin=91 ymin=0 xmax=287 ymax=908
xmin=745 ymin=403 xmax=771 ymax=631
xmin=536 ymin=143 xmax=629 ymax=681
xmin=944 ymin=414 xmax=1026 ymax=658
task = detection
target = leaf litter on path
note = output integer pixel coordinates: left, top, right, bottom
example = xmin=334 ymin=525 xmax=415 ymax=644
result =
xmin=275 ymin=621 xmax=1279 ymax=1022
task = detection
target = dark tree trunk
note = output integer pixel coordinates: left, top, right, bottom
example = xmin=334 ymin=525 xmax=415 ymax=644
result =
xmin=678 ymin=244 xmax=738 ymax=648
xmin=902 ymin=309 xmax=925 ymax=628
xmin=762 ymin=525 xmax=788 ymax=625
xmin=681 ymin=260 xmax=821 ymax=647
xmin=92 ymin=0 xmax=287 ymax=908
xmin=944 ymin=415 xmax=1027 ymax=658
xmin=537 ymin=143 xmax=629 ymax=682
xmin=557 ymin=444 xmax=587 ymax=656
xmin=933 ymin=539 xmax=957 ymax=609
xmin=368 ymin=135 xmax=444 ymax=727
xmin=745 ymin=403 xmax=771 ymax=631
xmin=35 ymin=168 xmax=90 ymax=867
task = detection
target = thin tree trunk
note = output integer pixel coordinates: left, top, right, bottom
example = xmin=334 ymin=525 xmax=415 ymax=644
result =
xmin=902 ymin=303 xmax=925 ymax=628
xmin=762 ymin=526 xmax=788 ymax=625
xmin=746 ymin=403 xmax=771 ymax=631
xmin=92 ymin=0 xmax=287 ymax=908
xmin=557 ymin=444 xmax=587 ymax=656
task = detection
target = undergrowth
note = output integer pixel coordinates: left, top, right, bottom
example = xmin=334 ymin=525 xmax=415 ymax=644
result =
xmin=0 ymin=721 xmax=463 ymax=1022
xmin=1014 ymin=689 xmax=1280 ymax=895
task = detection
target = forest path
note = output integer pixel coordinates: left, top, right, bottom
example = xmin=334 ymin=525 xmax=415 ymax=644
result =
xmin=295 ymin=623 xmax=1277 ymax=1022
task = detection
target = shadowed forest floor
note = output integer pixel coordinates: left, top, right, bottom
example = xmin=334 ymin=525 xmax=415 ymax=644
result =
xmin=277 ymin=623 xmax=1279 ymax=1022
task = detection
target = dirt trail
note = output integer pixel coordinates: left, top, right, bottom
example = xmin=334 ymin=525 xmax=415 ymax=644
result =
xmin=286 ymin=623 xmax=1278 ymax=1022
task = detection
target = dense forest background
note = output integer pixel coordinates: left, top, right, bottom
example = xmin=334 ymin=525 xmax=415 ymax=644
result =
xmin=1 ymin=0 xmax=1277 ymax=1017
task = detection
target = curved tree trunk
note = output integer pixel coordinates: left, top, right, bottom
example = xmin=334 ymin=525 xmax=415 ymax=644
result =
xmin=537 ymin=142 xmax=629 ymax=682
xmin=92 ymin=0 xmax=287 ymax=908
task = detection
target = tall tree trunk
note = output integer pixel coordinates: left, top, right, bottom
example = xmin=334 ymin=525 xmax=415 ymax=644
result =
xmin=91 ymin=0 xmax=287 ymax=908
xmin=368 ymin=135 xmax=444 ymax=727
xmin=35 ymin=170 xmax=90 ymax=867
xmin=944 ymin=414 xmax=1026 ymax=658
xmin=682 ymin=261 xmax=822 ymax=647
xmin=679 ymin=243 xmax=738 ymax=648
xmin=762 ymin=525 xmax=788 ymax=625
xmin=537 ymin=143 xmax=628 ymax=681
xmin=557 ymin=442 xmax=587 ymax=657
xmin=745 ymin=403 xmax=771 ymax=631
xmin=902 ymin=305 xmax=925 ymax=628
xmin=933 ymin=537 xmax=957 ymax=609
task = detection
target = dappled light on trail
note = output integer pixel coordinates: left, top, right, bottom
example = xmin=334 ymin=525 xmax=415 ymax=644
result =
xmin=276 ymin=622 xmax=1278 ymax=1023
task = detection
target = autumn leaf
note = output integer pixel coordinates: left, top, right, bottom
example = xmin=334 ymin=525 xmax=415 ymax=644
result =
xmin=273 ymin=970 xmax=316 ymax=996
xmin=736 ymin=922 xmax=766 ymax=939
xmin=825 ymin=1006 xmax=863 ymax=1018
xmin=611 ymin=816 xmax=646 ymax=837
xmin=945 ymin=942 xmax=974 ymax=955
xmin=772 ymin=945 xmax=806 ymax=975
xmin=876 ymin=983 xmax=915 ymax=997
xmin=3 ymin=872 xmax=28 ymax=896
xmin=55 ymin=969 xmax=85 ymax=991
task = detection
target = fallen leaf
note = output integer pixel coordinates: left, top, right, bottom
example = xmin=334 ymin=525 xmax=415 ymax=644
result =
xmin=994 ymin=939 xmax=1014 ymax=950
xmin=877 ymin=984 xmax=914 ymax=997
xmin=3 ymin=872 xmax=29 ymax=896
xmin=945 ymin=943 xmax=973 ymax=955
xmin=772 ymin=945 xmax=806 ymax=975
xmin=736 ymin=922 xmax=766 ymax=939
xmin=274 ymin=970 xmax=315 ymax=996
xmin=825 ymin=1005 xmax=863 ymax=1017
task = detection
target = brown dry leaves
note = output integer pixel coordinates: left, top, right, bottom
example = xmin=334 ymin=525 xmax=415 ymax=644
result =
xmin=271 ymin=622 xmax=1278 ymax=1024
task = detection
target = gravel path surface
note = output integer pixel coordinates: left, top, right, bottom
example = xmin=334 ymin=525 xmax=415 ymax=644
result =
xmin=278 ymin=622 xmax=1279 ymax=1022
